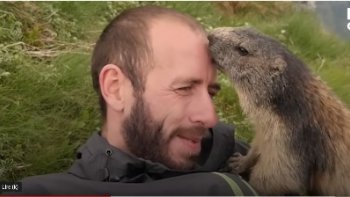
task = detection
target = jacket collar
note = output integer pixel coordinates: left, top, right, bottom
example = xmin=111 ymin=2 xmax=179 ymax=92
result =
xmin=68 ymin=132 xmax=199 ymax=182
xmin=68 ymin=123 xmax=234 ymax=183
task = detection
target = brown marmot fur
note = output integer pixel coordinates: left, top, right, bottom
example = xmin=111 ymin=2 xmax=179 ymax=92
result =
xmin=208 ymin=26 xmax=350 ymax=195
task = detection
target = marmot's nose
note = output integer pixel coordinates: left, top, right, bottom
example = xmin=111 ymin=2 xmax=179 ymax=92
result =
xmin=207 ymin=33 xmax=217 ymax=46
xmin=208 ymin=27 xmax=232 ymax=45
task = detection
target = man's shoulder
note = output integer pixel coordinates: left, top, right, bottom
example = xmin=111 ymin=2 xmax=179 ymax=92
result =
xmin=146 ymin=172 xmax=258 ymax=196
xmin=17 ymin=171 xmax=257 ymax=195
xmin=213 ymin=121 xmax=235 ymax=135
xmin=22 ymin=172 xmax=72 ymax=182
xmin=19 ymin=172 xmax=83 ymax=195
xmin=198 ymin=122 xmax=236 ymax=171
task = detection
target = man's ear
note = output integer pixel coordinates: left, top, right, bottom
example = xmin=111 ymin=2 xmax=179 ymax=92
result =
xmin=99 ymin=64 xmax=126 ymax=112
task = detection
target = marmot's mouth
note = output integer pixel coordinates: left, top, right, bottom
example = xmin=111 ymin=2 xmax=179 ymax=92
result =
xmin=210 ymin=56 xmax=217 ymax=65
xmin=210 ymin=56 xmax=225 ymax=72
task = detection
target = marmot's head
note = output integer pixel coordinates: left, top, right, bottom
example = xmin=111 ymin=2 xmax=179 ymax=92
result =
xmin=208 ymin=27 xmax=309 ymax=106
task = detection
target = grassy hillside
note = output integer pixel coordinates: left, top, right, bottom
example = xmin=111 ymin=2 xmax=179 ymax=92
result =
xmin=1 ymin=2 xmax=349 ymax=181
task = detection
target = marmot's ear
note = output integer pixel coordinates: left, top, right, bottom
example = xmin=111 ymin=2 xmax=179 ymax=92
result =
xmin=271 ymin=56 xmax=287 ymax=72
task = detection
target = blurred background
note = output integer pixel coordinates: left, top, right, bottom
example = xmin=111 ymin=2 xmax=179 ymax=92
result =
xmin=1 ymin=1 xmax=349 ymax=181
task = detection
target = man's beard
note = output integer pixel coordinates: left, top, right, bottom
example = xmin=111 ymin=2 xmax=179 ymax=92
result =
xmin=121 ymin=95 xmax=203 ymax=170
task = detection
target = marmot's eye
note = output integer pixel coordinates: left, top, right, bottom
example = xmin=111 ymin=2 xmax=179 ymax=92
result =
xmin=236 ymin=46 xmax=249 ymax=56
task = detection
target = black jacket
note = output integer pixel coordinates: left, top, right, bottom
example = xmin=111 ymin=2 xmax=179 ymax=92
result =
xmin=12 ymin=122 xmax=257 ymax=195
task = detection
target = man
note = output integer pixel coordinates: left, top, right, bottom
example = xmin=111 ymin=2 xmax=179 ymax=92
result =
xmin=16 ymin=5 xmax=256 ymax=195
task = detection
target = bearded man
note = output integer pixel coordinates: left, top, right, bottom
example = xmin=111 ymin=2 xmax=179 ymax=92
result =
xmin=16 ymin=5 xmax=256 ymax=195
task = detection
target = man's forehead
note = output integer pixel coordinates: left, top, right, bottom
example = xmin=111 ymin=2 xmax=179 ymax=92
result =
xmin=148 ymin=18 xmax=206 ymax=42
xmin=146 ymin=17 xmax=216 ymax=81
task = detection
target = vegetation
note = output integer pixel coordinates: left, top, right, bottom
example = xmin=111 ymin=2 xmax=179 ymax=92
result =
xmin=1 ymin=2 xmax=349 ymax=181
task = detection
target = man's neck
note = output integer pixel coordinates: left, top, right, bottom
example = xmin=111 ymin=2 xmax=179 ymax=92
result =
xmin=101 ymin=121 xmax=131 ymax=155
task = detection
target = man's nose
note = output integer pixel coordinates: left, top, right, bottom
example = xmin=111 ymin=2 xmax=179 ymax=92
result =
xmin=189 ymin=92 xmax=218 ymax=128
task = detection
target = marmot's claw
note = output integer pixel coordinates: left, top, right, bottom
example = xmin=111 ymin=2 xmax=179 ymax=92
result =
xmin=228 ymin=152 xmax=246 ymax=174
xmin=228 ymin=152 xmax=243 ymax=162
xmin=233 ymin=152 xmax=242 ymax=157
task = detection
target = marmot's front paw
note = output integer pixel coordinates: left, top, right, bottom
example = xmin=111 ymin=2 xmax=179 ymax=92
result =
xmin=228 ymin=152 xmax=247 ymax=174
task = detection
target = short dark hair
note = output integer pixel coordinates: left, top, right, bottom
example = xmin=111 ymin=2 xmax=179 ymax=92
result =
xmin=91 ymin=5 xmax=206 ymax=119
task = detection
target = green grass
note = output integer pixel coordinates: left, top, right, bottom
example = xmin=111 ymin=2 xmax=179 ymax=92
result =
xmin=1 ymin=2 xmax=349 ymax=181
xmin=0 ymin=52 xmax=100 ymax=179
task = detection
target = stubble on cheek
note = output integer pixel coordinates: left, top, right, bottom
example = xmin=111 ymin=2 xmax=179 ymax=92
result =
xmin=122 ymin=95 xmax=201 ymax=171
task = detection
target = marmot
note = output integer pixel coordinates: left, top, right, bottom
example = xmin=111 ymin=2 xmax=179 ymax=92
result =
xmin=208 ymin=26 xmax=350 ymax=195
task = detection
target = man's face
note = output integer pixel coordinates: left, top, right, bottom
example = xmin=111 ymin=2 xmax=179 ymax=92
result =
xmin=122 ymin=20 xmax=219 ymax=170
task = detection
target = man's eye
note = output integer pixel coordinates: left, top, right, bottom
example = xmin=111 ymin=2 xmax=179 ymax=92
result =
xmin=175 ymin=86 xmax=193 ymax=95
xmin=208 ymin=89 xmax=218 ymax=98
xmin=177 ymin=86 xmax=192 ymax=92
xmin=208 ymin=85 xmax=220 ymax=98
